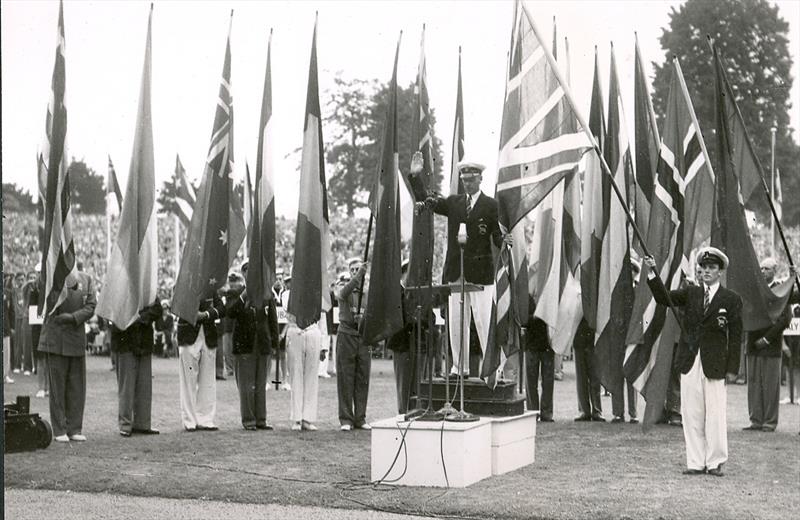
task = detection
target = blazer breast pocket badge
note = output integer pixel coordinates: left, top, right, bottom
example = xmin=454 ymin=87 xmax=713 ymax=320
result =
xmin=717 ymin=308 xmax=728 ymax=329
xmin=478 ymin=219 xmax=488 ymax=235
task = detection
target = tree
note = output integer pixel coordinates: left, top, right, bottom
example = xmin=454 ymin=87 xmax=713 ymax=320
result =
xmin=651 ymin=0 xmax=800 ymax=225
xmin=323 ymin=75 xmax=445 ymax=215
xmin=68 ymin=157 xmax=105 ymax=214
xmin=2 ymin=183 xmax=36 ymax=213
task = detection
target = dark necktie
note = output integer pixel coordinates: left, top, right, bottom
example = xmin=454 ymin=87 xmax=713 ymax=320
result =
xmin=465 ymin=194 xmax=472 ymax=216
xmin=703 ymin=286 xmax=710 ymax=312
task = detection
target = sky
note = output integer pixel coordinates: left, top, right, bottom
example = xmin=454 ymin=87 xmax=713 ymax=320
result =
xmin=2 ymin=0 xmax=799 ymax=219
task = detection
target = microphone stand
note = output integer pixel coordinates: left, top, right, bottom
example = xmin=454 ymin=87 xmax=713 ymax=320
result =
xmin=447 ymin=224 xmax=479 ymax=422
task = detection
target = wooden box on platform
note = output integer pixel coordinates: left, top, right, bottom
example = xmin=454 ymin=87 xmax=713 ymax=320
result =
xmin=370 ymin=416 xmax=493 ymax=488
xmin=414 ymin=378 xmax=526 ymax=417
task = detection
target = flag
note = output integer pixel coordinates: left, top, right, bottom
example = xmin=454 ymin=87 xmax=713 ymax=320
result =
xmin=243 ymin=161 xmax=253 ymax=251
xmin=40 ymin=0 xmax=77 ymax=315
xmin=710 ymin=43 xmax=793 ymax=331
xmin=362 ymin=34 xmax=404 ymax=345
xmin=172 ymin=13 xmax=245 ymax=324
xmin=773 ymin=167 xmax=782 ymax=253
xmin=631 ymin=34 xmax=660 ymax=253
xmin=623 ymin=57 xmax=716 ymax=428
xmin=288 ymin=16 xmax=332 ymax=329
xmin=488 ymin=0 xmax=591 ymax=383
xmin=107 ymin=155 xmax=123 ymax=212
xmin=173 ymin=154 xmax=196 ymax=227
xmin=593 ymin=44 xmax=634 ymax=393
xmin=580 ymin=49 xmax=606 ymax=333
xmin=97 ymin=6 xmax=157 ymax=329
xmin=449 ymin=47 xmax=465 ymax=197
xmin=495 ymin=1 xmax=589 ymax=230
xmin=405 ymin=26 xmax=434 ymax=287
xmin=246 ymin=29 xmax=277 ymax=308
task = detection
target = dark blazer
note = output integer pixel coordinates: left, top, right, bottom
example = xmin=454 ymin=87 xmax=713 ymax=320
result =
xmin=648 ymin=278 xmax=742 ymax=379
xmin=432 ymin=192 xmax=503 ymax=285
xmin=176 ymin=297 xmax=224 ymax=348
xmin=746 ymin=302 xmax=791 ymax=358
xmin=525 ymin=295 xmax=552 ymax=353
xmin=110 ymin=301 xmax=163 ymax=356
xmin=39 ymin=271 xmax=97 ymax=357
xmin=226 ymin=292 xmax=279 ymax=356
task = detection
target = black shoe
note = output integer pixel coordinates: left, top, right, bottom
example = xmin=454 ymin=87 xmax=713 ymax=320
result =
xmin=742 ymin=424 xmax=762 ymax=431
xmin=761 ymin=426 xmax=776 ymax=432
xmin=132 ymin=428 xmax=160 ymax=435
xmin=682 ymin=468 xmax=705 ymax=475
xmin=574 ymin=414 xmax=592 ymax=422
xmin=243 ymin=425 xmax=257 ymax=431
xmin=119 ymin=430 xmax=132 ymax=437
xmin=540 ymin=416 xmax=554 ymax=422
xmin=707 ymin=466 xmax=724 ymax=477
xmin=629 ymin=418 xmax=639 ymax=424
xmin=197 ymin=425 xmax=219 ymax=431
xmin=184 ymin=426 xmax=197 ymax=432
xmin=216 ymin=375 xmax=226 ymax=381
xmin=590 ymin=414 xmax=606 ymax=422
xmin=256 ymin=423 xmax=274 ymax=431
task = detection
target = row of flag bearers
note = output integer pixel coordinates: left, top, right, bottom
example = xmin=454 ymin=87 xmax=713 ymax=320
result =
xmin=33 ymin=0 xmax=799 ymax=481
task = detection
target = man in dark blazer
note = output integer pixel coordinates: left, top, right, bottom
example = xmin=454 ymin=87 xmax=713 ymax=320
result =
xmin=226 ymin=261 xmax=279 ymax=431
xmin=110 ymin=300 xmax=163 ymax=437
xmin=177 ymin=294 xmax=225 ymax=432
xmin=414 ymin=155 xmax=511 ymax=375
xmin=743 ymin=258 xmax=792 ymax=432
xmin=525 ymin=295 xmax=555 ymax=422
xmin=645 ymin=247 xmax=742 ymax=477
xmin=39 ymin=269 xmax=97 ymax=442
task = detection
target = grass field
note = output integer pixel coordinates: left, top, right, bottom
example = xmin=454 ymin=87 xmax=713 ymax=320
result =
xmin=3 ymin=353 xmax=800 ymax=519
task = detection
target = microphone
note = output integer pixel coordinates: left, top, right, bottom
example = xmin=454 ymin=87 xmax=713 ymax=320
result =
xmin=457 ymin=223 xmax=467 ymax=246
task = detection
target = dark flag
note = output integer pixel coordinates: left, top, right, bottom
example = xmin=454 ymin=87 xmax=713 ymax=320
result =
xmin=172 ymin=13 xmax=245 ymax=324
xmin=107 ymin=155 xmax=123 ymax=212
xmin=246 ymin=30 xmax=277 ymax=307
xmin=40 ymin=0 xmax=77 ymax=315
xmin=288 ymin=16 xmax=332 ymax=329
xmin=362 ymin=34 xmax=404 ymax=345
xmin=406 ymin=26 xmax=434 ymax=287
xmin=97 ymin=5 xmax=158 ymax=329
xmin=449 ymin=47 xmax=465 ymax=197
xmin=711 ymin=44 xmax=793 ymax=330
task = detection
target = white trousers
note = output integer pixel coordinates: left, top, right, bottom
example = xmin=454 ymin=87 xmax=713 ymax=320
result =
xmin=681 ymin=353 xmax=728 ymax=471
xmin=178 ymin=329 xmax=217 ymax=429
xmin=447 ymin=284 xmax=493 ymax=373
xmin=286 ymin=324 xmax=321 ymax=423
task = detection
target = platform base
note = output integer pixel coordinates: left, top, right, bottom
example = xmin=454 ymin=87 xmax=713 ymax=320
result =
xmin=370 ymin=411 xmax=538 ymax=488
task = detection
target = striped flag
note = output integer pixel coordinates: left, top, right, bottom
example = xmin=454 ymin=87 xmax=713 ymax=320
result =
xmin=107 ymin=155 xmax=123 ymax=212
xmin=710 ymin=44 xmax=793 ymax=330
xmin=97 ymin=6 xmax=157 ymax=329
xmin=246 ymin=29 xmax=277 ymax=307
xmin=495 ymin=1 xmax=589 ymax=230
xmin=580 ymin=49 xmax=606 ymax=333
xmin=363 ymin=34 xmax=404 ymax=345
xmin=406 ymin=26 xmax=434 ymax=287
xmin=594 ymin=44 xmax=634 ymax=394
xmin=40 ymin=0 xmax=77 ymax=316
xmin=172 ymin=13 xmax=245 ymax=324
xmin=173 ymin=154 xmax=196 ymax=227
xmin=449 ymin=47 xmax=465 ymax=197
xmin=623 ymin=58 xmax=715 ymax=427
xmin=631 ymin=34 xmax=660 ymax=254
xmin=288 ymin=16 xmax=332 ymax=328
